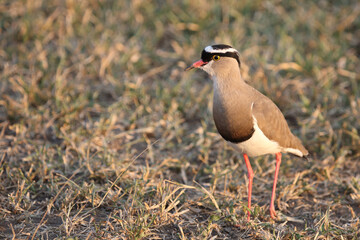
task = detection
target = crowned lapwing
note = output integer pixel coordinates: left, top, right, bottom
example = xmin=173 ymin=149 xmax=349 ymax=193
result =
xmin=186 ymin=44 xmax=308 ymax=220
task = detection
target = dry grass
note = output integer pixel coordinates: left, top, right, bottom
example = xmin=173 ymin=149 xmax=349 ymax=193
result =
xmin=1 ymin=0 xmax=360 ymax=239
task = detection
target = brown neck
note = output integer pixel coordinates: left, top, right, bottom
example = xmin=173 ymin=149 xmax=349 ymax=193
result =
xmin=212 ymin=69 xmax=254 ymax=143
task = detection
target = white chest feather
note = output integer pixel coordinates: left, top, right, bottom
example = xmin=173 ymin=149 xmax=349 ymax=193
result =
xmin=230 ymin=116 xmax=281 ymax=157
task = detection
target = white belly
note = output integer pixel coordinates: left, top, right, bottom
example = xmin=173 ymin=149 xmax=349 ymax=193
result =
xmin=230 ymin=117 xmax=281 ymax=157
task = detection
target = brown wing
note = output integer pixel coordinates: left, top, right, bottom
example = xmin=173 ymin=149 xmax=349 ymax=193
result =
xmin=250 ymin=89 xmax=308 ymax=156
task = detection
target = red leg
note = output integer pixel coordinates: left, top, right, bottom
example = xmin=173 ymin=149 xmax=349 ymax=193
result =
xmin=243 ymin=153 xmax=254 ymax=221
xmin=270 ymin=152 xmax=282 ymax=219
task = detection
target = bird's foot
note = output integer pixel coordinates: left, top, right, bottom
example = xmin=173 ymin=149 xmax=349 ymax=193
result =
xmin=269 ymin=206 xmax=277 ymax=220
xmin=247 ymin=211 xmax=250 ymax=221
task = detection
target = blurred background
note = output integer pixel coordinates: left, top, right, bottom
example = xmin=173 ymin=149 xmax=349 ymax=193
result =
xmin=0 ymin=0 xmax=359 ymax=239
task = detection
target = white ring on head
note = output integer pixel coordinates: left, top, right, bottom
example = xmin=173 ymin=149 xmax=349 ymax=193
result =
xmin=205 ymin=45 xmax=238 ymax=54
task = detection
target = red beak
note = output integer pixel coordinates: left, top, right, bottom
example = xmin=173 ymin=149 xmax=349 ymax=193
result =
xmin=185 ymin=60 xmax=208 ymax=71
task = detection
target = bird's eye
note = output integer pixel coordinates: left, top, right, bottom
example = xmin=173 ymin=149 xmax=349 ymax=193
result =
xmin=212 ymin=55 xmax=220 ymax=61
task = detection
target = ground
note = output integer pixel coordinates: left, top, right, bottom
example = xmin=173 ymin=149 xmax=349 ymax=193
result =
xmin=0 ymin=0 xmax=360 ymax=239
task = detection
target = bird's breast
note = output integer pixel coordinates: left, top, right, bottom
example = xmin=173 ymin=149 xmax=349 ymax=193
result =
xmin=212 ymin=89 xmax=255 ymax=143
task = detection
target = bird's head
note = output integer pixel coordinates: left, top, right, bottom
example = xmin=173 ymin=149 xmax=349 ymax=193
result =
xmin=186 ymin=44 xmax=241 ymax=77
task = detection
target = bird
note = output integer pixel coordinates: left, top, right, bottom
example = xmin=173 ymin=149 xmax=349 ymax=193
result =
xmin=186 ymin=44 xmax=308 ymax=221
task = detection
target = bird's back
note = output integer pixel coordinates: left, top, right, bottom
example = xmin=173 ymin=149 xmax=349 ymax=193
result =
xmin=249 ymin=87 xmax=308 ymax=157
